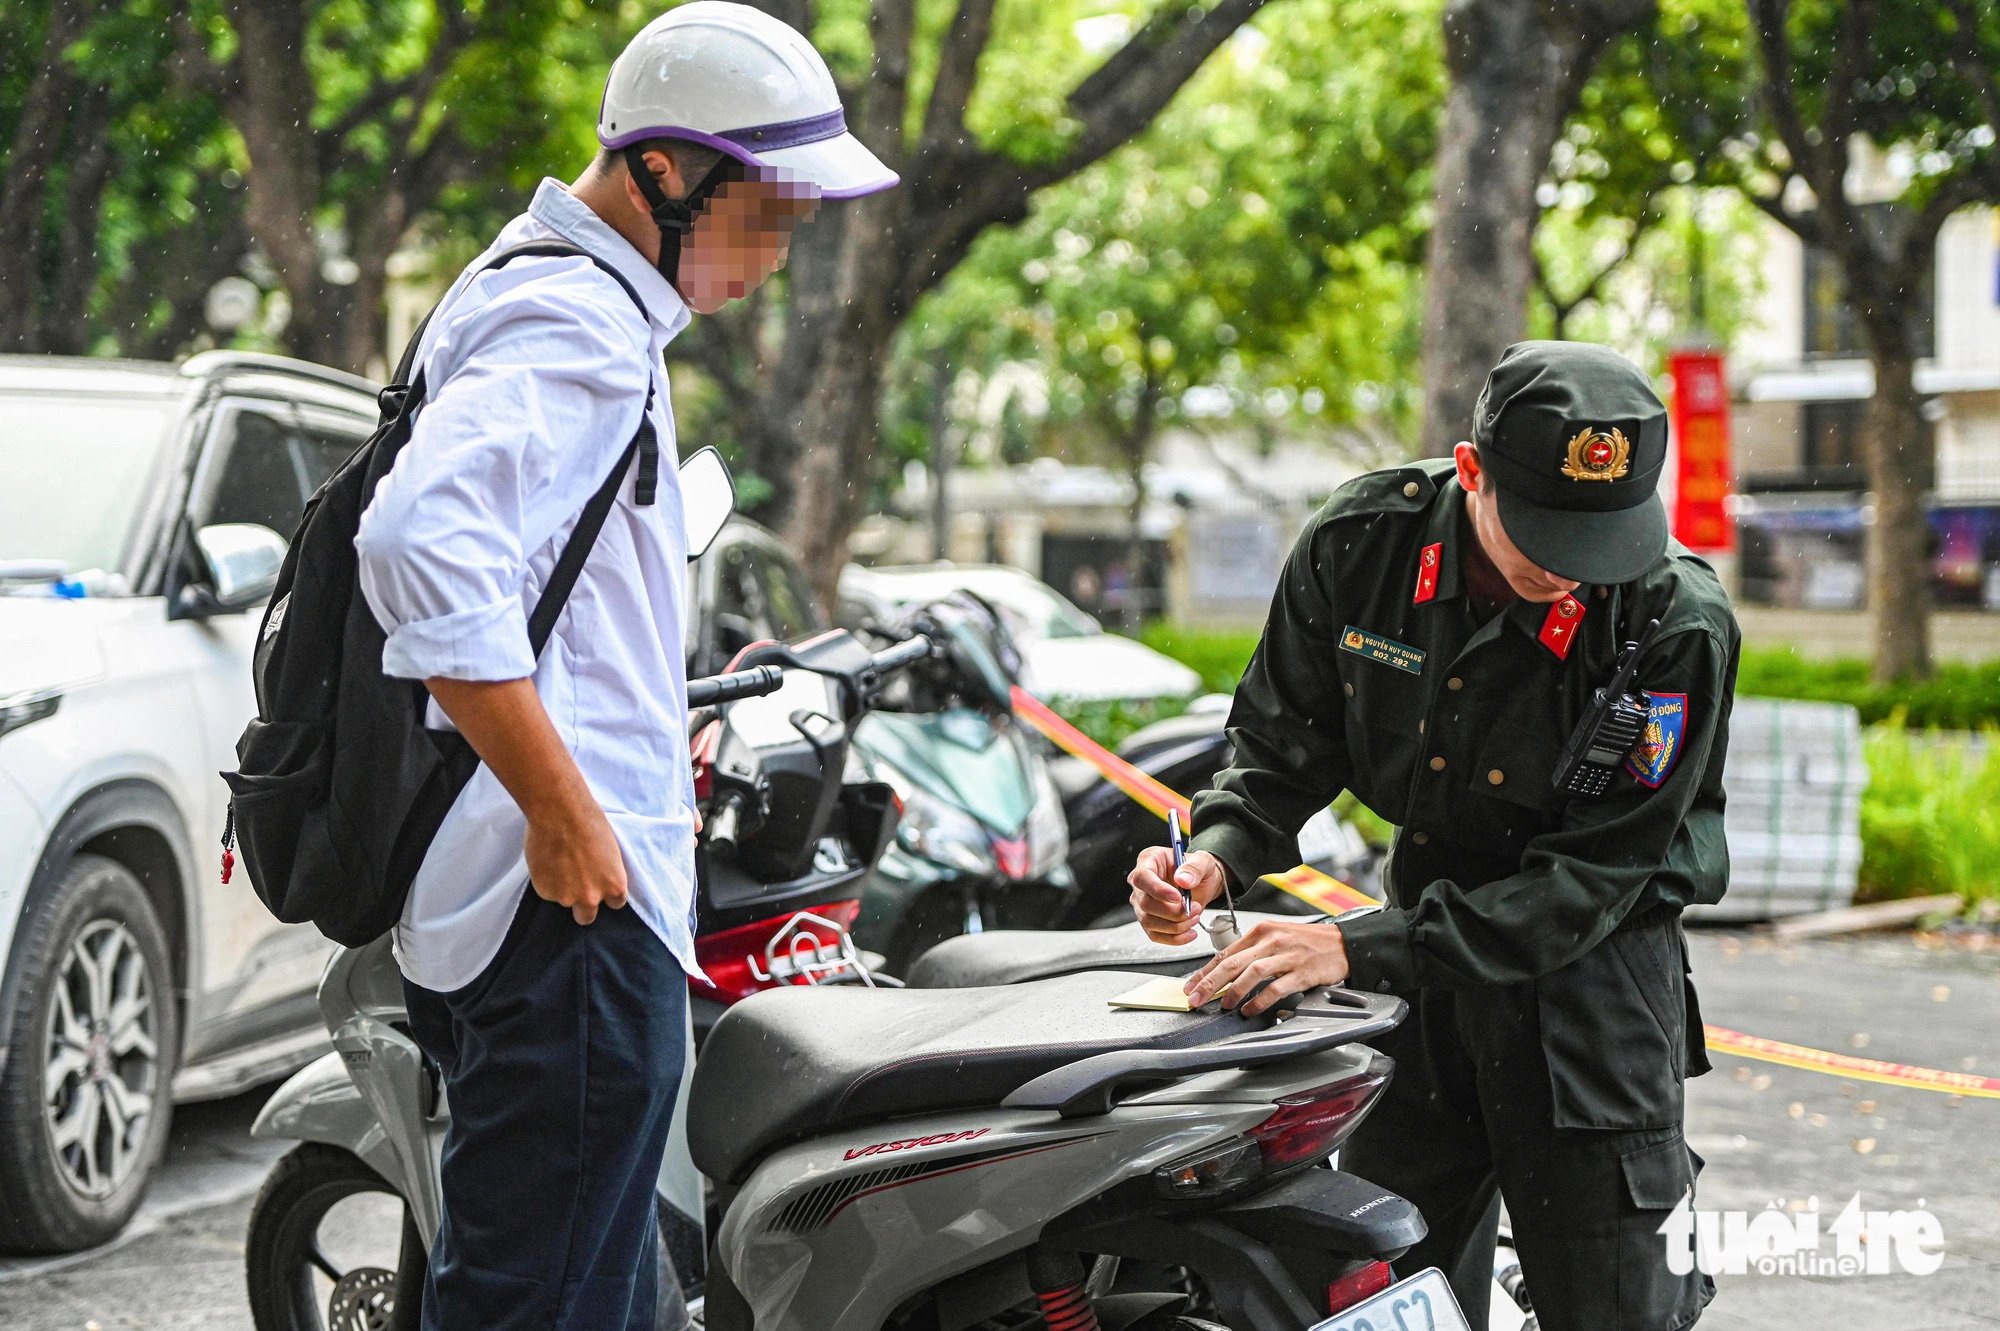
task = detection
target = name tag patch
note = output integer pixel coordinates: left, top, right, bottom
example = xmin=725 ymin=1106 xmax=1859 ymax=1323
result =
xmin=1340 ymin=626 xmax=1425 ymax=675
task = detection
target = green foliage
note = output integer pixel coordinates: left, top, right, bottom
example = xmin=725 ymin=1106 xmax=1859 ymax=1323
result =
xmin=1046 ymin=694 xmax=1191 ymax=750
xmin=1138 ymin=622 xmax=1261 ymax=694
xmin=1736 ymin=649 xmax=2000 ymax=730
xmin=1857 ymin=723 xmax=2000 ymax=905
xmin=883 ymin=0 xmax=1443 ymax=478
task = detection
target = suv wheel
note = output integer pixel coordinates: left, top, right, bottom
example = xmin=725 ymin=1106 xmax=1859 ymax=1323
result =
xmin=0 ymin=852 xmax=178 ymax=1253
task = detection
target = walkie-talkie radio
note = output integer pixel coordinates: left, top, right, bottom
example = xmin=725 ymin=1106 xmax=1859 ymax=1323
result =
xmin=1552 ymin=616 xmax=1662 ymax=798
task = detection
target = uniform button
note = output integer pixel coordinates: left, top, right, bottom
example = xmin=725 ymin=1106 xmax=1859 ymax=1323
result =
xmin=1402 ymin=481 xmax=1420 ymax=498
xmin=1429 ymin=755 xmax=1446 ymax=772
xmin=1413 ymin=831 xmax=1429 ymax=845
xmin=1447 ymin=677 xmax=1464 ymax=691
xmin=1488 ymin=769 xmax=1505 ymax=786
xmin=1595 ymin=586 xmax=1608 ymax=599
xmin=1344 ymin=682 xmax=1355 ymax=697
xmin=1377 ymin=980 xmax=1392 ymax=993
xmin=1417 ymin=718 xmax=1425 ymax=734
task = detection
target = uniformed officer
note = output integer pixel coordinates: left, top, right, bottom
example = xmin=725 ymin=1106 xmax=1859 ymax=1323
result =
xmin=1130 ymin=340 xmax=1734 ymax=1330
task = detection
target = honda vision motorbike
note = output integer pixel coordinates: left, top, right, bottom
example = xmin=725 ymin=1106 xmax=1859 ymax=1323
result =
xmin=242 ymin=456 xmax=1457 ymax=1331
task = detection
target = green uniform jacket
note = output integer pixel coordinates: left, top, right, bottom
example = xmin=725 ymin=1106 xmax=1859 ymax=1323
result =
xmin=1190 ymin=460 xmax=1741 ymax=1129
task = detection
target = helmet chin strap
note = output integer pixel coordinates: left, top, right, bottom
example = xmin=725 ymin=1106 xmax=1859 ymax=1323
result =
xmin=623 ymin=146 xmax=735 ymax=290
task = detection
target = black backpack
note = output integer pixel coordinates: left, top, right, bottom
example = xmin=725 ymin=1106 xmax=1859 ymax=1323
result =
xmin=223 ymin=241 xmax=659 ymax=946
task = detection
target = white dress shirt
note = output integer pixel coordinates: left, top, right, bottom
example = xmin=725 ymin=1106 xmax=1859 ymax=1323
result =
xmin=355 ymin=179 xmax=702 ymax=992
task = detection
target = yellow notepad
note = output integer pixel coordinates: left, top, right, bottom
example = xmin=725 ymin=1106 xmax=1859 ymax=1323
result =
xmin=1107 ymin=975 xmax=1197 ymax=1012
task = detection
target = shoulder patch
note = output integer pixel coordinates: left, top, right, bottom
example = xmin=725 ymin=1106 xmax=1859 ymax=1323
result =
xmin=1625 ymin=692 xmax=1688 ymax=788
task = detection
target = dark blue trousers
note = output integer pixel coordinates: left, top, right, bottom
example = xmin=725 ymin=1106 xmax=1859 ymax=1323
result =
xmin=404 ymin=886 xmax=687 ymax=1331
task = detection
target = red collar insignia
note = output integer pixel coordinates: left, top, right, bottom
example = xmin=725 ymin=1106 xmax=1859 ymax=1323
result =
xmin=1537 ymin=594 xmax=1585 ymax=659
xmin=1413 ymin=542 xmax=1442 ymax=604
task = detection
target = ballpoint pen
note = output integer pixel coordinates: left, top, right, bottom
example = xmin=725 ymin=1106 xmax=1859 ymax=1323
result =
xmin=1168 ymin=808 xmax=1191 ymax=919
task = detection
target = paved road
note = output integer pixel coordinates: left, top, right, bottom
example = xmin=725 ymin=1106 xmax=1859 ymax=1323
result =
xmin=1 ymin=927 xmax=1994 ymax=1330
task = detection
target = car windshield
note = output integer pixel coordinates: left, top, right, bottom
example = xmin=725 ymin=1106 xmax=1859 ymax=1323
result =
xmin=0 ymin=395 xmax=176 ymax=582
xmin=876 ymin=569 xmax=1101 ymax=643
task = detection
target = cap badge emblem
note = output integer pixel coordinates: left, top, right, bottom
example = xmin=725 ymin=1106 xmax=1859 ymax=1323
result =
xmin=1561 ymin=427 xmax=1632 ymax=482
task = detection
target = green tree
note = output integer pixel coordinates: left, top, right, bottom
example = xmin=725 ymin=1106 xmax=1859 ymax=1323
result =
xmin=878 ymin=0 xmax=1438 ymax=588
xmin=686 ymin=0 xmax=1315 ymax=601
xmin=1653 ymin=0 xmax=2000 ymax=681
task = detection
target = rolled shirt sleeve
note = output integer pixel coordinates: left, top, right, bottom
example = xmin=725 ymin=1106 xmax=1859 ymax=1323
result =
xmin=1189 ymin=521 xmax=1353 ymax=888
xmin=1339 ymin=621 xmax=1739 ymax=992
xmin=355 ymin=266 xmax=650 ymax=682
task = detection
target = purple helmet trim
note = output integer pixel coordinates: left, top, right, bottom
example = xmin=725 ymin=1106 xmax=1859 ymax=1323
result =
xmin=598 ymin=118 xmax=898 ymax=198
xmin=719 ymin=109 xmax=849 ymax=151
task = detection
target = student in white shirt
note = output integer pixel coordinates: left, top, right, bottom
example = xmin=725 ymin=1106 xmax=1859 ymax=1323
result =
xmin=354 ymin=7 xmax=894 ymax=1328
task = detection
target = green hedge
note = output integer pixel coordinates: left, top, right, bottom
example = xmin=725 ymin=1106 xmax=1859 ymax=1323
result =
xmin=1856 ymin=723 xmax=2000 ymax=905
xmin=1736 ymin=650 xmax=2000 ymax=730
xmin=1113 ymin=624 xmax=2000 ymax=908
xmin=1135 ymin=624 xmax=2000 ymax=730
xmin=1138 ymin=623 xmax=1261 ymax=695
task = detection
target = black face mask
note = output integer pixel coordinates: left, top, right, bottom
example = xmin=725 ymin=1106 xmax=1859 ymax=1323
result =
xmin=622 ymin=146 xmax=738 ymax=289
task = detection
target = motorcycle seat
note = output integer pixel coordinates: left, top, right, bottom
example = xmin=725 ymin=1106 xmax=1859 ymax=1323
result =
xmin=904 ymin=914 xmax=1298 ymax=989
xmin=688 ymin=969 xmax=1244 ymax=1182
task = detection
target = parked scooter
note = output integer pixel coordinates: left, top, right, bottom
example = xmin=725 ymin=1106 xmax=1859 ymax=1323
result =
xmin=241 ymin=460 xmax=1451 ymax=1331
xmin=849 ymin=592 xmax=1074 ymax=972
xmin=243 ymin=646 xmax=1442 ymax=1331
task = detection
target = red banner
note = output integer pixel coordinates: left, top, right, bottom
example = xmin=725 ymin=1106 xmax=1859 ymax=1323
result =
xmin=1668 ymin=349 xmax=1735 ymax=552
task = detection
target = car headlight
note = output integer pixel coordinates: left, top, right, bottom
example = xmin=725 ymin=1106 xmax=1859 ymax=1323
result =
xmin=1025 ymin=762 xmax=1070 ymax=878
xmin=894 ymin=787 xmax=996 ymax=875
xmin=0 ymin=688 xmax=61 ymax=743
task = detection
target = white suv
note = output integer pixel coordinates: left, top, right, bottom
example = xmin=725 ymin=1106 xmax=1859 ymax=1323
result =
xmin=0 ymin=352 xmax=377 ymax=1252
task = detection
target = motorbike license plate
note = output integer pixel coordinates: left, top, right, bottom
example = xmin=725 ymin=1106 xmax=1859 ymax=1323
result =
xmin=1309 ymin=1268 xmax=1470 ymax=1331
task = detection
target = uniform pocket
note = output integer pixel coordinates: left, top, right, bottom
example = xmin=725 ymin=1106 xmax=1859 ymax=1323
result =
xmin=1468 ymin=722 xmax=1565 ymax=814
xmin=1620 ymin=1134 xmax=1695 ymax=1209
xmin=1617 ymin=1133 xmax=1713 ymax=1330
xmin=1535 ymin=931 xmax=1686 ymax=1130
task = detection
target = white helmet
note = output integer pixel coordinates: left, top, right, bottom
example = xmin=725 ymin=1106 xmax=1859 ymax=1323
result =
xmin=598 ymin=1 xmax=897 ymax=200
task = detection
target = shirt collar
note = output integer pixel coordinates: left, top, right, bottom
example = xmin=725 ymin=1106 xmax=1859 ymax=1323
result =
xmin=1415 ymin=479 xmax=1466 ymax=604
xmin=1421 ymin=478 xmax=1596 ymax=651
xmin=527 ymin=178 xmax=691 ymax=344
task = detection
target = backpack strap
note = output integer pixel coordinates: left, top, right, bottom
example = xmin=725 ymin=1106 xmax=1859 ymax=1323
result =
xmin=377 ymin=239 xmax=666 ymax=662
xmin=382 ymin=239 xmax=661 ymax=504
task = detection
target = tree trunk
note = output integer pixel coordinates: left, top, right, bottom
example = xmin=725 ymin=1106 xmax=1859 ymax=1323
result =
xmin=1416 ymin=0 xmax=1653 ymax=456
xmin=38 ymin=80 xmax=115 ymax=354
xmin=1858 ymin=324 xmax=1932 ymax=682
xmin=779 ymin=186 xmax=909 ymax=610
xmin=0 ymin=0 xmax=91 ymax=351
xmin=225 ymin=0 xmax=338 ymax=366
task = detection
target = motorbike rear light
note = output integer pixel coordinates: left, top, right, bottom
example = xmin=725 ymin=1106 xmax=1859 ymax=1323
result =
xmin=1153 ymin=1067 xmax=1390 ymax=1202
xmin=1152 ymin=1138 xmax=1264 ymax=1200
xmin=692 ymin=900 xmax=863 ymax=1004
xmin=1248 ymin=1068 xmax=1390 ymax=1173
xmin=1326 ymin=1261 xmax=1394 ymax=1314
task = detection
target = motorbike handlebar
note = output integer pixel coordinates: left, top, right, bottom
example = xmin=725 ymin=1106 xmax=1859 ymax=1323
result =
xmin=687 ymin=664 xmax=786 ymax=708
xmin=867 ymin=634 xmax=935 ymax=675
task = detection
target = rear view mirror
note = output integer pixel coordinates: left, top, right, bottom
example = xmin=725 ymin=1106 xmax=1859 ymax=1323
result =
xmin=191 ymin=523 xmax=287 ymax=612
xmin=680 ymin=447 xmax=736 ymax=560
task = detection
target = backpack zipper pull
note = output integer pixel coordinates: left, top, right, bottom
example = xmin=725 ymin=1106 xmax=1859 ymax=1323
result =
xmin=221 ymin=802 xmax=237 ymax=885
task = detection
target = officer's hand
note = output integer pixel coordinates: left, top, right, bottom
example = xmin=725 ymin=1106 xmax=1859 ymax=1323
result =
xmin=526 ymin=802 xmax=629 ymax=926
xmin=1184 ymin=919 xmax=1350 ymax=1016
xmin=1128 ymin=847 xmax=1229 ymax=945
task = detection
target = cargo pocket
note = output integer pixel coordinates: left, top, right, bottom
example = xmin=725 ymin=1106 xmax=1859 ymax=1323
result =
xmin=1618 ymin=1134 xmax=1711 ymax=1329
xmin=224 ymin=719 xmax=336 ymax=923
xmin=1535 ymin=929 xmax=1686 ymax=1130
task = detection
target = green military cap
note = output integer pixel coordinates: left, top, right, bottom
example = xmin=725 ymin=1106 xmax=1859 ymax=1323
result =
xmin=1472 ymin=340 xmax=1669 ymax=585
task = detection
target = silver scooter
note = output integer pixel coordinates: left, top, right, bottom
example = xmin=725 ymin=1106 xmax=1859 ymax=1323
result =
xmin=239 ymin=455 xmax=1447 ymax=1331
xmin=245 ymin=901 xmax=1432 ymax=1330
